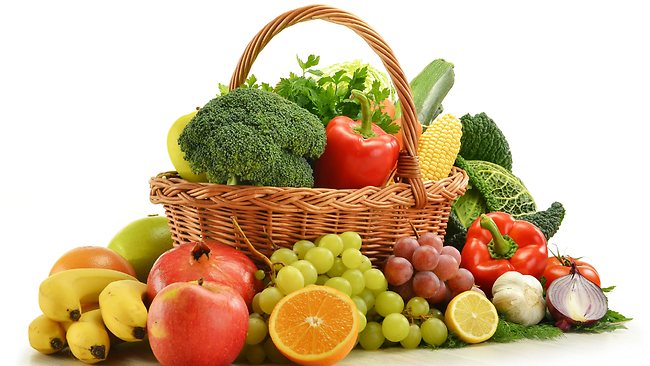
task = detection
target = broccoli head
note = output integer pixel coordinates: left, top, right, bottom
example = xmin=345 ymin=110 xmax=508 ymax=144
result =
xmin=178 ymin=87 xmax=326 ymax=187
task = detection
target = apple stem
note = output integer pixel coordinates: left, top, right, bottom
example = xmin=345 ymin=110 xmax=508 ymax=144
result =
xmin=230 ymin=216 xmax=276 ymax=282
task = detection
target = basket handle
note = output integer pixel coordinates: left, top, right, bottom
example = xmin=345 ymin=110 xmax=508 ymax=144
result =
xmin=228 ymin=4 xmax=427 ymax=208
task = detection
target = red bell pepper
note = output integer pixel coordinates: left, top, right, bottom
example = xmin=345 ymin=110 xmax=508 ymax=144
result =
xmin=314 ymin=90 xmax=400 ymax=189
xmin=460 ymin=212 xmax=548 ymax=296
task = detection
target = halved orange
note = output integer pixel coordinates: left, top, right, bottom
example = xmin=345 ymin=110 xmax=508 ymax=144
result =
xmin=269 ymin=285 xmax=359 ymax=366
xmin=445 ymin=290 xmax=499 ymax=344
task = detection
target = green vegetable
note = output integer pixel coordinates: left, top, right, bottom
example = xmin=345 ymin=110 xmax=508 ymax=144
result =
xmin=439 ymin=316 xmax=563 ymax=349
xmin=445 ymin=200 xmax=566 ymax=250
xmin=443 ymin=209 xmax=468 ymax=251
xmin=490 ymin=317 xmax=564 ymax=343
xmin=574 ymin=309 xmax=632 ymax=333
xmin=178 ymin=87 xmax=326 ymax=187
xmin=450 ymin=183 xmax=487 ymax=231
xmin=459 ymin=112 xmax=513 ymax=171
xmin=269 ymin=55 xmax=397 ymax=133
xmin=520 ymin=202 xmax=566 ymax=241
xmin=444 ymin=112 xmax=565 ymax=249
xmin=438 ymin=307 xmax=630 ymax=348
xmin=453 ymin=156 xmax=537 ymax=228
xmin=410 ymin=59 xmax=454 ymax=126
xmin=320 ymin=59 xmax=396 ymax=100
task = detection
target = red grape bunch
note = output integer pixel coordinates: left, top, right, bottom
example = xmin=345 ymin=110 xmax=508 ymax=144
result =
xmin=383 ymin=233 xmax=475 ymax=305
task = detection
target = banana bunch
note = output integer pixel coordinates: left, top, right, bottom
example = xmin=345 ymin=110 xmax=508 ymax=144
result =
xmin=29 ymin=268 xmax=149 ymax=363
xmin=39 ymin=268 xmax=138 ymax=322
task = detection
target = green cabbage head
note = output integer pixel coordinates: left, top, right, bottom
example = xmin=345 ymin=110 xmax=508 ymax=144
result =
xmin=453 ymin=158 xmax=536 ymax=228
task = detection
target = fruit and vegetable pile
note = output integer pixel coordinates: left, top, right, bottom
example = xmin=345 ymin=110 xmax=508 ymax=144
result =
xmin=28 ymin=50 xmax=631 ymax=366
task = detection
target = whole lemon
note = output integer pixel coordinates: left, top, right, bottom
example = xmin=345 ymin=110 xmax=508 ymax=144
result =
xmin=167 ymin=109 xmax=207 ymax=182
xmin=108 ymin=215 xmax=174 ymax=282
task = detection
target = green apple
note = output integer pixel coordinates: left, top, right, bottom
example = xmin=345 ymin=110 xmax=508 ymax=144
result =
xmin=167 ymin=109 xmax=207 ymax=182
xmin=108 ymin=215 xmax=174 ymax=282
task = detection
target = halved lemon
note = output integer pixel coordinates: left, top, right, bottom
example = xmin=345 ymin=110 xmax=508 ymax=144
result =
xmin=445 ymin=290 xmax=499 ymax=344
xmin=269 ymin=285 xmax=359 ymax=366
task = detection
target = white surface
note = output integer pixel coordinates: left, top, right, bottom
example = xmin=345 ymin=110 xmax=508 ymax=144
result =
xmin=2 ymin=0 xmax=648 ymax=364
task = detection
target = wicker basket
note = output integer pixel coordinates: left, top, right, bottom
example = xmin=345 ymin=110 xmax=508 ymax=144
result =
xmin=149 ymin=4 xmax=468 ymax=265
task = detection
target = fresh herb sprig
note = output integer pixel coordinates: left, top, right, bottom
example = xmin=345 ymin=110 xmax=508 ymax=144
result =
xmin=435 ymin=304 xmax=631 ymax=349
xmin=276 ymin=55 xmax=397 ymax=133
xmin=222 ymin=55 xmax=399 ymax=133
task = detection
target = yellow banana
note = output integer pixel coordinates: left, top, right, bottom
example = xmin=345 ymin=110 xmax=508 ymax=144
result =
xmin=28 ymin=314 xmax=67 ymax=354
xmin=99 ymin=279 xmax=148 ymax=342
xmin=39 ymin=268 xmax=137 ymax=322
xmin=66 ymin=309 xmax=111 ymax=364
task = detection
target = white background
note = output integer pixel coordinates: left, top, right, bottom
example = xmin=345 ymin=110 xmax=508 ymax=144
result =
xmin=2 ymin=0 xmax=648 ymax=364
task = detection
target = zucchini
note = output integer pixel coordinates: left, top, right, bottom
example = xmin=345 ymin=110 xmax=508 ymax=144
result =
xmin=409 ymin=59 xmax=455 ymax=126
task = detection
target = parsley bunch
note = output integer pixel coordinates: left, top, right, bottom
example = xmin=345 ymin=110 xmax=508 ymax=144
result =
xmin=230 ymin=55 xmax=399 ymax=134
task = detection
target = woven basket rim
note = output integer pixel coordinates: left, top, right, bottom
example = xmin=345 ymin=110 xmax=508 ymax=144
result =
xmin=151 ymin=166 xmax=466 ymax=193
xmin=149 ymin=167 xmax=468 ymax=214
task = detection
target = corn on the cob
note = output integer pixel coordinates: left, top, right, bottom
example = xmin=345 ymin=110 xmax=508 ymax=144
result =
xmin=416 ymin=113 xmax=462 ymax=181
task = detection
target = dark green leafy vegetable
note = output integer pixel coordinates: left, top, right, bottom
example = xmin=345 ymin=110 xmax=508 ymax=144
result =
xmin=178 ymin=88 xmax=326 ymax=187
xmin=520 ymin=202 xmax=566 ymax=241
xmin=450 ymin=182 xmax=488 ymax=229
xmin=453 ymin=156 xmax=537 ymax=228
xmin=442 ymin=211 xmax=467 ymax=251
xmin=459 ymin=113 xmax=513 ymax=171
xmin=444 ymin=113 xmax=567 ymax=250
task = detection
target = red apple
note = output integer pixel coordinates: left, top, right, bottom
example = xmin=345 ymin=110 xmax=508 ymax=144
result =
xmin=147 ymin=241 xmax=261 ymax=308
xmin=147 ymin=280 xmax=249 ymax=366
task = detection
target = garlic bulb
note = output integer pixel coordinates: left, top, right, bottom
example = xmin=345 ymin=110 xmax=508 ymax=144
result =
xmin=491 ymin=271 xmax=545 ymax=326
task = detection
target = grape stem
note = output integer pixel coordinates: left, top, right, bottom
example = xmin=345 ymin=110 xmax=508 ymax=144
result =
xmin=262 ymin=226 xmax=279 ymax=251
xmin=230 ymin=216 xmax=276 ymax=282
xmin=408 ymin=221 xmax=420 ymax=239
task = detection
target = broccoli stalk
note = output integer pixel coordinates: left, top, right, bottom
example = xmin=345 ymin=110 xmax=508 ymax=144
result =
xmin=178 ymin=88 xmax=326 ymax=188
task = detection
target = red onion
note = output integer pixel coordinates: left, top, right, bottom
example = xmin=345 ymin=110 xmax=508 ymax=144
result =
xmin=546 ymin=261 xmax=608 ymax=331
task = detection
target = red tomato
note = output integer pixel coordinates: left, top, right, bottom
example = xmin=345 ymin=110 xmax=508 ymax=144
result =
xmin=542 ymin=255 xmax=601 ymax=289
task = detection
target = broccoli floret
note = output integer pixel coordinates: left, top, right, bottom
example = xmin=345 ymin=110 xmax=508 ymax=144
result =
xmin=459 ymin=113 xmax=513 ymax=171
xmin=178 ymin=88 xmax=326 ymax=187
